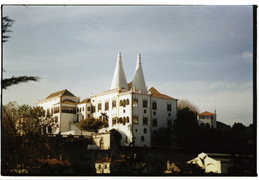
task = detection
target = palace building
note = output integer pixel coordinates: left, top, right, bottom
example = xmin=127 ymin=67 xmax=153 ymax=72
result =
xmin=37 ymin=53 xmax=178 ymax=147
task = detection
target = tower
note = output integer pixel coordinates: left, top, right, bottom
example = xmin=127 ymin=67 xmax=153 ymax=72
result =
xmin=110 ymin=52 xmax=128 ymax=90
xmin=132 ymin=54 xmax=147 ymax=92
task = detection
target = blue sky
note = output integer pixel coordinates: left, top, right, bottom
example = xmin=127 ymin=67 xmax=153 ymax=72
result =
xmin=2 ymin=5 xmax=254 ymax=126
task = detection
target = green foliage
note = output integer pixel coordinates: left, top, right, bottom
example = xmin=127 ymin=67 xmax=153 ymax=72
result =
xmin=2 ymin=102 xmax=60 ymax=174
xmin=173 ymin=107 xmax=200 ymax=148
xmin=79 ymin=117 xmax=107 ymax=132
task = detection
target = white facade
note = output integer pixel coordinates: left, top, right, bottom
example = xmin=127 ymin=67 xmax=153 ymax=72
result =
xmin=37 ymin=90 xmax=80 ymax=133
xmin=197 ymin=111 xmax=217 ymax=129
xmin=37 ymin=53 xmax=177 ymax=147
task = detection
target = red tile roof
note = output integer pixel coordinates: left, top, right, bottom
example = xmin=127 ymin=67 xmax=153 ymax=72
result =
xmin=149 ymin=87 xmax=176 ymax=100
xmin=46 ymin=89 xmax=76 ymax=99
xmin=78 ymin=98 xmax=91 ymax=104
xmin=198 ymin=111 xmax=216 ymax=116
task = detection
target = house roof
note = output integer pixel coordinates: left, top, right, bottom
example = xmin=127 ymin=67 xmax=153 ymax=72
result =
xmin=46 ymin=89 xmax=76 ymax=99
xmin=198 ymin=111 xmax=216 ymax=116
xmin=78 ymin=98 xmax=91 ymax=104
xmin=149 ymin=87 xmax=176 ymax=100
xmin=96 ymin=155 xmax=126 ymax=163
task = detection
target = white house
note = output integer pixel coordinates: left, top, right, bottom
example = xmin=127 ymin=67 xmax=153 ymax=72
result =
xmin=37 ymin=53 xmax=178 ymax=147
xmin=197 ymin=111 xmax=217 ymax=129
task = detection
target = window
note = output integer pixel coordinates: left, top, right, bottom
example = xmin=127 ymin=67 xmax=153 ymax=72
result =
xmin=126 ymin=116 xmax=130 ymax=123
xmin=144 ymin=109 xmax=147 ymax=113
xmin=105 ymin=102 xmax=109 ymax=111
xmin=167 ymin=119 xmax=172 ymax=127
xmin=91 ymin=106 xmax=96 ymax=113
xmin=123 ymin=99 xmax=126 ymax=107
xmin=98 ymin=103 xmax=102 ymax=111
xmin=153 ymin=119 xmax=157 ymax=127
xmin=123 ymin=117 xmax=126 ymax=125
xmin=112 ymin=100 xmax=116 ymax=108
xmin=104 ymin=164 xmax=107 ymax=169
xmin=87 ymin=106 xmax=91 ymax=111
xmin=82 ymin=107 xmax=84 ymax=111
xmin=135 ymin=129 xmax=138 ymax=132
xmin=141 ymin=136 xmax=145 ymax=142
xmin=98 ymin=165 xmax=101 ymax=169
xmin=167 ymin=103 xmax=172 ymax=111
xmin=133 ymin=99 xmax=138 ymax=107
xmin=205 ymin=123 xmax=210 ymax=128
xmin=143 ymin=128 xmax=147 ymax=134
xmin=126 ymin=99 xmax=130 ymax=105
xmin=143 ymin=116 xmax=148 ymax=125
xmin=143 ymin=100 xmax=148 ymax=108
xmin=112 ymin=118 xmax=117 ymax=125
xmin=152 ymin=101 xmax=157 ymax=110
xmin=211 ymin=116 xmax=214 ymax=120
xmin=153 ymin=111 xmax=156 ymax=116
xmin=168 ymin=113 xmax=171 ymax=117
xmin=133 ymin=116 xmax=139 ymax=124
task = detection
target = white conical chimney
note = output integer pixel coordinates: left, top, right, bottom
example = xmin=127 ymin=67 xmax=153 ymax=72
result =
xmin=111 ymin=52 xmax=128 ymax=90
xmin=132 ymin=54 xmax=147 ymax=92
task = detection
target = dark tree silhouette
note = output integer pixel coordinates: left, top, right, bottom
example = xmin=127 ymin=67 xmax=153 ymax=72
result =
xmin=172 ymin=107 xmax=200 ymax=148
xmin=2 ymin=16 xmax=14 ymax=43
xmin=2 ymin=76 xmax=40 ymax=90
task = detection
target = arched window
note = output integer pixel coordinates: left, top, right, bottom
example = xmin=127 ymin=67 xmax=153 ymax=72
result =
xmin=200 ymin=123 xmax=204 ymax=128
xmin=205 ymin=123 xmax=210 ymax=128
xmin=126 ymin=116 xmax=130 ymax=123
xmin=126 ymin=99 xmax=130 ymax=105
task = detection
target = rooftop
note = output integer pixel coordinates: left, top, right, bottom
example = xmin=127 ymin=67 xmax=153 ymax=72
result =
xmin=198 ymin=111 xmax=216 ymax=116
xmin=46 ymin=89 xmax=76 ymax=99
xmin=149 ymin=87 xmax=176 ymax=100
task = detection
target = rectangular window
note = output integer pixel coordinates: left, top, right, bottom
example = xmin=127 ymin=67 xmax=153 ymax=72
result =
xmin=143 ymin=116 xmax=148 ymax=125
xmin=91 ymin=106 xmax=96 ymax=113
xmin=105 ymin=102 xmax=109 ymax=111
xmin=167 ymin=119 xmax=172 ymax=127
xmin=112 ymin=100 xmax=116 ymax=108
xmin=153 ymin=119 xmax=157 ymax=127
xmin=167 ymin=103 xmax=172 ymax=111
xmin=87 ymin=106 xmax=91 ymax=111
xmin=152 ymin=101 xmax=157 ymax=110
xmin=133 ymin=116 xmax=139 ymax=124
xmin=98 ymin=103 xmax=102 ymax=111
xmin=133 ymin=99 xmax=138 ymax=107
xmin=143 ymin=100 xmax=148 ymax=108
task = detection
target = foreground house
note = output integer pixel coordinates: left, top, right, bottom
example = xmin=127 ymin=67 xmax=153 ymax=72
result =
xmin=37 ymin=53 xmax=177 ymax=147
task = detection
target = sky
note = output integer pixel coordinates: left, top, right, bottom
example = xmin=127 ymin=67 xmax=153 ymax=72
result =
xmin=2 ymin=5 xmax=254 ymax=126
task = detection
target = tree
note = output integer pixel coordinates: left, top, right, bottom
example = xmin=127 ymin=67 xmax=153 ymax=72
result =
xmin=2 ymin=102 xmax=59 ymax=174
xmin=79 ymin=117 xmax=107 ymax=133
xmin=2 ymin=16 xmax=14 ymax=43
xmin=172 ymin=107 xmax=200 ymax=148
xmin=177 ymin=99 xmax=199 ymax=115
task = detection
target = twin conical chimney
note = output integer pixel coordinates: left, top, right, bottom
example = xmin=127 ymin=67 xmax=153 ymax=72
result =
xmin=111 ymin=52 xmax=128 ymax=90
xmin=111 ymin=53 xmax=147 ymax=92
xmin=132 ymin=54 xmax=147 ymax=92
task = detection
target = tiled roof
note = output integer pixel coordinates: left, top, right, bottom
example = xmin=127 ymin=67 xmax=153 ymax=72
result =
xmin=149 ymin=87 xmax=176 ymax=100
xmin=46 ymin=89 xmax=76 ymax=99
xmin=78 ymin=98 xmax=91 ymax=104
xmin=37 ymin=159 xmax=71 ymax=167
xmin=198 ymin=111 xmax=216 ymax=116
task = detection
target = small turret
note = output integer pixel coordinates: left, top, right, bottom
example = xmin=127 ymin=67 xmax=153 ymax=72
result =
xmin=111 ymin=52 xmax=128 ymax=90
xmin=132 ymin=54 xmax=147 ymax=92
